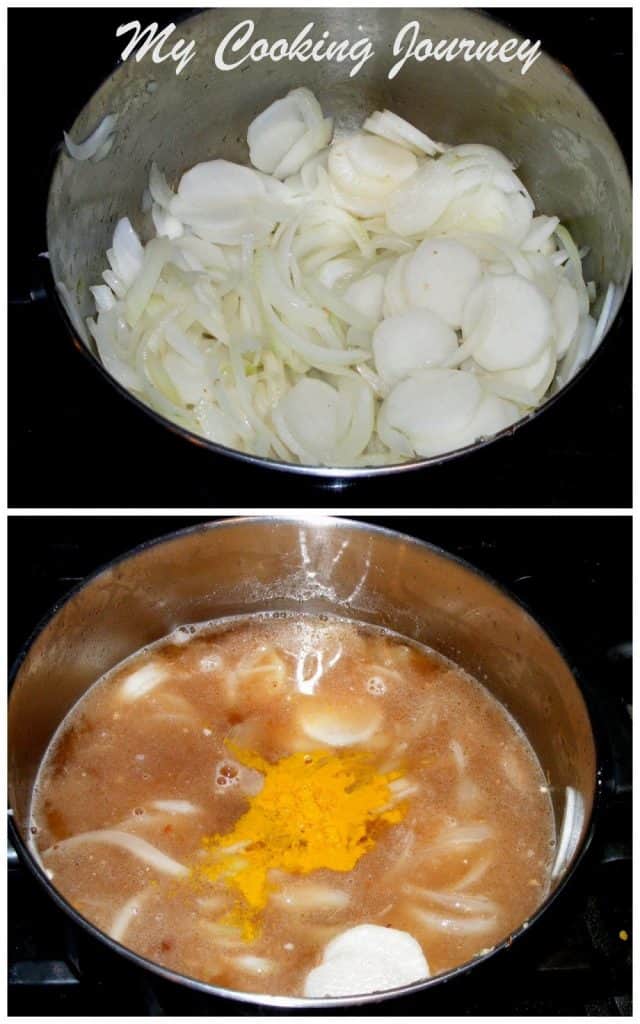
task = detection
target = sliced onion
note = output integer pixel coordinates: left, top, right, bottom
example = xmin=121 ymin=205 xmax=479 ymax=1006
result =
xmin=410 ymin=905 xmax=497 ymax=936
xmin=110 ymin=888 xmax=153 ymax=942
xmin=151 ymin=800 xmax=199 ymax=814
xmin=248 ymin=87 xmax=330 ymax=178
xmin=364 ymin=109 xmax=446 ymax=156
xmin=44 ymin=830 xmax=188 ymax=877
xmin=274 ymin=882 xmax=351 ymax=913
xmin=64 ymin=114 xmax=118 ymax=161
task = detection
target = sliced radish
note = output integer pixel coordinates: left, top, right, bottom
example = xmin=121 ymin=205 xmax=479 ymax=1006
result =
xmin=386 ymin=160 xmax=457 ymax=236
xmin=304 ymin=924 xmax=429 ymax=997
xmin=463 ymin=392 xmax=521 ymax=440
xmin=373 ymin=309 xmax=457 ymax=388
xmin=173 ymin=159 xmax=265 ymax=212
xmin=404 ymin=238 xmax=482 ymax=328
xmin=297 ymin=696 xmax=382 ymax=747
xmin=492 ymin=345 xmax=555 ymax=396
xmin=433 ymin=185 xmax=533 ymax=244
xmin=329 ymin=133 xmax=417 ymax=198
xmin=464 ymin=274 xmax=553 ymax=372
xmin=381 ymin=368 xmax=483 ymax=455
xmin=273 ymin=378 xmax=348 ymax=465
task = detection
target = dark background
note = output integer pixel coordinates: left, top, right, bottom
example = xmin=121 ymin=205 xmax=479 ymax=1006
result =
xmin=8 ymin=8 xmax=632 ymax=509
xmin=8 ymin=515 xmax=632 ymax=1014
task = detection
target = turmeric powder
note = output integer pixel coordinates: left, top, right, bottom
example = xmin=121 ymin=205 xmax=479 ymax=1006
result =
xmin=192 ymin=745 xmax=407 ymax=940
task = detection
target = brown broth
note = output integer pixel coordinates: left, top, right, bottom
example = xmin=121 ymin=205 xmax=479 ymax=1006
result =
xmin=31 ymin=614 xmax=555 ymax=997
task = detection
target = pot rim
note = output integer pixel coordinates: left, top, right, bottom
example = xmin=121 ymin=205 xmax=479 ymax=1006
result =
xmin=44 ymin=8 xmax=632 ymax=479
xmin=8 ymin=515 xmax=601 ymax=1009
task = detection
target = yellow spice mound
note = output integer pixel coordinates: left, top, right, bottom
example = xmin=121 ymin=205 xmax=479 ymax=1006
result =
xmin=194 ymin=746 xmax=406 ymax=939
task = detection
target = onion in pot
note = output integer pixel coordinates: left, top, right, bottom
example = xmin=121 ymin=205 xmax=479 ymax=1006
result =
xmin=85 ymin=89 xmax=597 ymax=467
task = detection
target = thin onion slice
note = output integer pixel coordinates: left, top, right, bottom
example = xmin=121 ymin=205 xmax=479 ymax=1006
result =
xmin=64 ymin=114 xmax=118 ymax=161
xmin=43 ymin=829 xmax=189 ymax=877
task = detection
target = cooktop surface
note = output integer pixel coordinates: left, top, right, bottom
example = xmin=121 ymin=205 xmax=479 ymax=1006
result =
xmin=8 ymin=8 xmax=631 ymax=509
xmin=8 ymin=516 xmax=631 ymax=1015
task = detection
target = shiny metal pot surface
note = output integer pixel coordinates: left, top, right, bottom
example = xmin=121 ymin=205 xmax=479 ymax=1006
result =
xmin=47 ymin=8 xmax=631 ymax=478
xmin=8 ymin=517 xmax=597 ymax=1008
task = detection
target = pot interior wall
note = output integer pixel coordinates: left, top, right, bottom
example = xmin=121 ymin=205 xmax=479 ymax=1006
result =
xmin=9 ymin=518 xmax=595 ymax=888
xmin=48 ymin=8 xmax=630 ymax=353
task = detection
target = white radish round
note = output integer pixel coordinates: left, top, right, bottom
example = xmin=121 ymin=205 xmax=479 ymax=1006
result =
xmin=171 ymin=160 xmax=278 ymax=244
xmin=496 ymin=345 xmax=555 ymax=395
xmin=297 ymin=696 xmax=382 ymax=747
xmin=173 ymin=159 xmax=265 ymax=211
xmin=404 ymin=238 xmax=482 ymax=328
xmin=348 ymin=133 xmax=417 ymax=182
xmin=274 ymin=379 xmax=344 ymax=464
xmin=386 ymin=160 xmax=457 ymax=236
xmin=381 ymin=368 xmax=483 ymax=455
xmin=329 ymin=133 xmax=417 ymax=200
xmin=304 ymin=924 xmax=429 ymax=997
xmin=373 ymin=309 xmax=458 ymax=388
xmin=464 ymin=392 xmax=521 ymax=440
xmin=464 ymin=274 xmax=553 ymax=372
xmin=433 ymin=185 xmax=533 ymax=244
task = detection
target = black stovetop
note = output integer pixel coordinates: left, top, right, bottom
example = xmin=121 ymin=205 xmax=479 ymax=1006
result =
xmin=8 ymin=8 xmax=631 ymax=509
xmin=8 ymin=516 xmax=631 ymax=1015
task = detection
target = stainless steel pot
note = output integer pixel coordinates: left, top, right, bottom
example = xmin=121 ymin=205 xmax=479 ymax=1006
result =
xmin=9 ymin=517 xmax=597 ymax=1008
xmin=46 ymin=8 xmax=631 ymax=478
